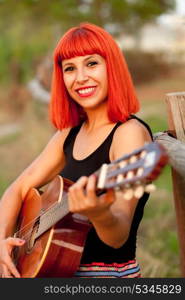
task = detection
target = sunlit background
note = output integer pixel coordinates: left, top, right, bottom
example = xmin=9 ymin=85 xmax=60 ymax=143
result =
xmin=0 ymin=0 xmax=185 ymax=278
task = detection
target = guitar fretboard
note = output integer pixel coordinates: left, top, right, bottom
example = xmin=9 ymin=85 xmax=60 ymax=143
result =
xmin=35 ymin=194 xmax=69 ymax=238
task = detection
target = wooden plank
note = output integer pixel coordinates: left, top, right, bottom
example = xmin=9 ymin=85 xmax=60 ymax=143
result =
xmin=165 ymin=92 xmax=185 ymax=277
xmin=166 ymin=92 xmax=185 ymax=142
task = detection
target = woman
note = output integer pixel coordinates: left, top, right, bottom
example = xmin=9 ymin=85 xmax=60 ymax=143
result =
xmin=0 ymin=23 xmax=152 ymax=278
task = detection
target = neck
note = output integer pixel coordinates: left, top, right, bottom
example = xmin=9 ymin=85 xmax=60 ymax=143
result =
xmin=83 ymin=102 xmax=112 ymax=132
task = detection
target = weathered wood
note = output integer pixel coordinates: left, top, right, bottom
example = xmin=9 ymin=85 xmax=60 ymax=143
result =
xmin=154 ymin=132 xmax=185 ymax=178
xmin=165 ymin=92 xmax=185 ymax=277
xmin=166 ymin=92 xmax=185 ymax=142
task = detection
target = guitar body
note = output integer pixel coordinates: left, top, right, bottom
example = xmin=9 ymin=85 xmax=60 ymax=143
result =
xmin=15 ymin=176 xmax=91 ymax=278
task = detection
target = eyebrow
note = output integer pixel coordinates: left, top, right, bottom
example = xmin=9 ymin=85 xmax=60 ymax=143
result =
xmin=62 ymin=55 xmax=96 ymax=68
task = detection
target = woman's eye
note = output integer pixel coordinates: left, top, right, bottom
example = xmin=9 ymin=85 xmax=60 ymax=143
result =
xmin=87 ymin=61 xmax=98 ymax=67
xmin=64 ymin=66 xmax=74 ymax=72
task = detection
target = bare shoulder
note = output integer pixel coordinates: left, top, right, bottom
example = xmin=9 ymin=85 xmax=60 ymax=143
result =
xmin=38 ymin=127 xmax=71 ymax=160
xmin=35 ymin=126 xmax=72 ymax=168
xmin=114 ymin=118 xmax=152 ymax=142
xmin=111 ymin=118 xmax=152 ymax=160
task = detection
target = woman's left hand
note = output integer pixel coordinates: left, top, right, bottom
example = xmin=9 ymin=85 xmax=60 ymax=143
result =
xmin=68 ymin=175 xmax=115 ymax=221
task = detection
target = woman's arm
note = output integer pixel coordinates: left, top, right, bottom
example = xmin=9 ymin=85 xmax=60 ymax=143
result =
xmin=0 ymin=128 xmax=70 ymax=277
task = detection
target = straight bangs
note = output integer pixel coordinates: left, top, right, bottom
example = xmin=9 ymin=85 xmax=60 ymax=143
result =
xmin=55 ymin=28 xmax=106 ymax=61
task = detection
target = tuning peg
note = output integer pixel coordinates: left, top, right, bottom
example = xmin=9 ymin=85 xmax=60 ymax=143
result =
xmin=133 ymin=185 xmax=145 ymax=198
xmin=116 ymin=161 xmax=127 ymax=183
xmin=117 ymin=174 xmax=124 ymax=183
xmin=136 ymin=168 xmax=143 ymax=177
xmin=140 ymin=150 xmax=147 ymax=158
xmin=144 ymin=183 xmax=156 ymax=193
xmin=119 ymin=161 xmax=127 ymax=167
xmin=129 ymin=155 xmax=137 ymax=163
xmin=126 ymin=171 xmax=134 ymax=179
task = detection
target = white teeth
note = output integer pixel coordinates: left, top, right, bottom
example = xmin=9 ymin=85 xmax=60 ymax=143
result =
xmin=77 ymin=87 xmax=95 ymax=94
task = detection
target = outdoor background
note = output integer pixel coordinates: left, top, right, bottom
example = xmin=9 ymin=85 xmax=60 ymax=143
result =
xmin=0 ymin=0 xmax=185 ymax=277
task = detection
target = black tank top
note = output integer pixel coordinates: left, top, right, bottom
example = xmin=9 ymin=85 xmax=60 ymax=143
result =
xmin=60 ymin=115 xmax=153 ymax=263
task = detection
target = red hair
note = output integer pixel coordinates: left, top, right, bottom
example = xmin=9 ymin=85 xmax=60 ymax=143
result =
xmin=49 ymin=23 xmax=140 ymax=129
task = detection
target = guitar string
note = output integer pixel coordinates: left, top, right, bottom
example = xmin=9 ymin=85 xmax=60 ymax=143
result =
xmin=19 ymin=181 xmax=148 ymax=242
xmin=13 ymin=157 xmax=149 ymax=241
xmin=21 ymin=199 xmax=69 ymax=243
xmin=16 ymin=199 xmax=68 ymax=242
xmin=13 ymin=147 xmax=160 ymax=246
xmin=15 ymin=193 xmax=69 ymax=241
xmin=13 ymin=172 xmax=101 ymax=239
xmin=13 ymin=162 xmax=126 ymax=239
xmin=14 ymin=169 xmax=137 ymax=240
xmin=14 ymin=200 xmax=59 ymax=235
xmin=14 ymin=196 xmax=67 ymax=237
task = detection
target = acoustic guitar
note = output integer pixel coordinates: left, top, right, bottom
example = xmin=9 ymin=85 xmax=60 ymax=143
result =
xmin=13 ymin=142 xmax=168 ymax=277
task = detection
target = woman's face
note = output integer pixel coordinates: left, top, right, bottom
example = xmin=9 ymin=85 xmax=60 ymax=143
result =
xmin=62 ymin=54 xmax=108 ymax=110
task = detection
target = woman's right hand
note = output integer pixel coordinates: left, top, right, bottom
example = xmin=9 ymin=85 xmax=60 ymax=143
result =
xmin=0 ymin=237 xmax=25 ymax=278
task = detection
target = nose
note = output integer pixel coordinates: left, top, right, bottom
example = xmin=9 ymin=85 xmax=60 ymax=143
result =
xmin=75 ymin=67 xmax=88 ymax=84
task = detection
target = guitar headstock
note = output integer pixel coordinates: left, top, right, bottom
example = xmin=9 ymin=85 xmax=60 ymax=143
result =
xmin=96 ymin=142 xmax=168 ymax=199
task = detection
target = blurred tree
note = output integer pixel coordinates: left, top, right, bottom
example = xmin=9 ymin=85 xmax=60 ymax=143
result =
xmin=0 ymin=0 xmax=175 ymax=83
xmin=0 ymin=0 xmax=175 ymax=35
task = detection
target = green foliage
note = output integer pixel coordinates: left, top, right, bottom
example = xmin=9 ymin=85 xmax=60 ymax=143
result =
xmin=0 ymin=20 xmax=53 ymax=83
xmin=145 ymin=115 xmax=168 ymax=134
xmin=0 ymin=0 xmax=175 ymax=83
xmin=0 ymin=0 xmax=176 ymax=33
xmin=155 ymin=164 xmax=173 ymax=192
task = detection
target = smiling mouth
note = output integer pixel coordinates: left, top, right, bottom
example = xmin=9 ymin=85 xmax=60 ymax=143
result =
xmin=76 ymin=87 xmax=96 ymax=97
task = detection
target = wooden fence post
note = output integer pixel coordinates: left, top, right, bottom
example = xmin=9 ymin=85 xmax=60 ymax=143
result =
xmin=165 ymin=92 xmax=185 ymax=277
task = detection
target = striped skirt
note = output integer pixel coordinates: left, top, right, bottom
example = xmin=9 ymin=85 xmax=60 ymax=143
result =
xmin=74 ymin=260 xmax=141 ymax=278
